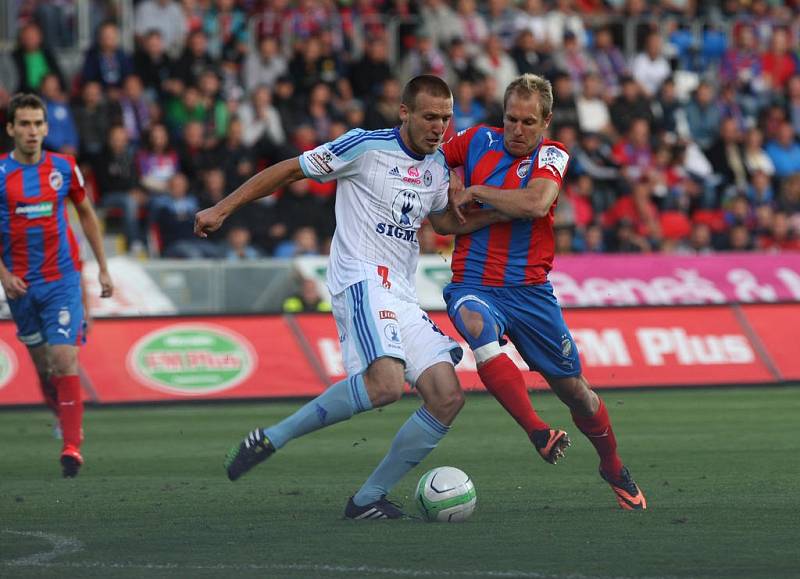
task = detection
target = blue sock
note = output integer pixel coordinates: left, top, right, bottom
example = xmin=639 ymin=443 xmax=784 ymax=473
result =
xmin=353 ymin=406 xmax=449 ymax=507
xmin=264 ymin=374 xmax=372 ymax=449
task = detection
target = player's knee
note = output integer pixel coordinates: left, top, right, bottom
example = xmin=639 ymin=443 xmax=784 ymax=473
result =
xmin=363 ymin=363 xmax=405 ymax=407
xmin=457 ymin=306 xmax=484 ymax=339
xmin=50 ymin=352 xmax=78 ymax=377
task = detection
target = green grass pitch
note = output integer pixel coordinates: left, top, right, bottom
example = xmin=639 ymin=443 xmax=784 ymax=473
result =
xmin=1 ymin=387 xmax=799 ymax=579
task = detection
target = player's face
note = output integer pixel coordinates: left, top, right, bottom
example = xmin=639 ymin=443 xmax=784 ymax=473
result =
xmin=7 ymin=107 xmax=48 ymax=157
xmin=399 ymin=92 xmax=453 ymax=156
xmin=503 ymin=92 xmax=552 ymax=158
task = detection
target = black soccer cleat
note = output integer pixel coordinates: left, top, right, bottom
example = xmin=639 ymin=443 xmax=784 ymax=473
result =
xmin=60 ymin=447 xmax=83 ymax=478
xmin=530 ymin=428 xmax=571 ymax=464
xmin=224 ymin=428 xmax=276 ymax=481
xmin=600 ymin=465 xmax=647 ymax=510
xmin=344 ymin=495 xmax=406 ymax=520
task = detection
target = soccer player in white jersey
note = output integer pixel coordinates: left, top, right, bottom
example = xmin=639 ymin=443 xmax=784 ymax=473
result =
xmin=194 ymin=75 xmax=506 ymax=519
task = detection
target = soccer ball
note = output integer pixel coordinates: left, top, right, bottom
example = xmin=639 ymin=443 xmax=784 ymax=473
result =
xmin=415 ymin=466 xmax=476 ymax=522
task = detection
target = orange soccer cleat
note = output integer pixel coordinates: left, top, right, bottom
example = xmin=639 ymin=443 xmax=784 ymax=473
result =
xmin=601 ymin=465 xmax=647 ymax=510
xmin=530 ymin=428 xmax=571 ymax=464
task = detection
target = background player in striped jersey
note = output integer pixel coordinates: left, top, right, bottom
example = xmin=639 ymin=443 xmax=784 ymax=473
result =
xmin=1 ymin=93 xmax=113 ymax=477
xmin=436 ymin=74 xmax=647 ymax=510
xmin=195 ymin=76 xmax=502 ymax=519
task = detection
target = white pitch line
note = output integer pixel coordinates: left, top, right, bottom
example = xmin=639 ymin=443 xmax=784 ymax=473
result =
xmin=0 ymin=559 xmax=680 ymax=579
xmin=2 ymin=530 xmax=83 ymax=565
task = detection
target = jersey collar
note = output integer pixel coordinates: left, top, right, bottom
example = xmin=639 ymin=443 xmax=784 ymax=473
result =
xmin=393 ymin=127 xmax=425 ymax=161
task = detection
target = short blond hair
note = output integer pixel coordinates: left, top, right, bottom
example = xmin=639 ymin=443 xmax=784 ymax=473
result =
xmin=503 ymin=74 xmax=553 ymax=118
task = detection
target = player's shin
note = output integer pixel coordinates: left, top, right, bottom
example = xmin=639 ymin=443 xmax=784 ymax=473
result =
xmin=477 ymin=351 xmax=549 ymax=434
xmin=570 ymin=395 xmax=623 ymax=477
xmin=53 ymin=375 xmax=83 ymax=450
xmin=352 ymin=406 xmax=449 ymax=507
xmin=264 ymin=374 xmax=372 ymax=449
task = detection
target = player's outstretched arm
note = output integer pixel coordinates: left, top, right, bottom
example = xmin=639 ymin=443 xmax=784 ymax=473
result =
xmin=75 ymin=197 xmax=113 ymax=298
xmin=194 ymin=158 xmax=305 ymax=238
xmin=428 ymin=207 xmax=510 ymax=236
xmin=465 ymin=178 xmax=560 ymax=220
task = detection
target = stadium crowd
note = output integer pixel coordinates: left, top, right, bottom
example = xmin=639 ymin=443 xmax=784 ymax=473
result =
xmin=2 ymin=0 xmax=800 ymax=258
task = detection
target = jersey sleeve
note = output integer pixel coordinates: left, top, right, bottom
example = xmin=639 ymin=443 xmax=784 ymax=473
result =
xmin=530 ymin=142 xmax=570 ymax=188
xmin=429 ymin=161 xmax=450 ymax=214
xmin=299 ymin=128 xmax=365 ymax=183
xmin=68 ymin=159 xmax=87 ymax=204
xmin=441 ymin=126 xmax=482 ymax=169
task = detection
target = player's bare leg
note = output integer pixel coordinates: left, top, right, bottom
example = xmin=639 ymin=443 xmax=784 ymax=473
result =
xmin=51 ymin=345 xmax=84 ymax=478
xmin=28 ymin=345 xmax=59 ymax=419
xmin=546 ymin=374 xmax=646 ymax=510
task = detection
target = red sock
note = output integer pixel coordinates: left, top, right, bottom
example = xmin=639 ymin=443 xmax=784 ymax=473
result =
xmin=38 ymin=376 xmax=59 ymax=415
xmin=53 ymin=375 xmax=83 ymax=451
xmin=571 ymin=397 xmax=623 ymax=476
xmin=478 ymin=354 xmax=549 ymax=435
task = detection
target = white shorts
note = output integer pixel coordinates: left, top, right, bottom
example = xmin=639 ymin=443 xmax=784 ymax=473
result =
xmin=332 ymin=278 xmax=463 ymax=386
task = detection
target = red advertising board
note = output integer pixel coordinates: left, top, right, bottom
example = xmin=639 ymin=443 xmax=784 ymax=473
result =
xmin=0 ymin=305 xmax=796 ymax=407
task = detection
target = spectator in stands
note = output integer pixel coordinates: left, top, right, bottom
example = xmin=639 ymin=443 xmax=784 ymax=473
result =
xmin=137 ymin=123 xmax=180 ymax=196
xmin=546 ymin=0 xmax=586 ymax=49
xmin=632 ymin=31 xmax=672 ymax=98
xmin=244 ymin=36 xmax=288 ymax=94
xmin=590 ymin=25 xmax=627 ymax=97
xmin=509 ymin=29 xmax=553 ymax=78
xmin=761 ymin=28 xmax=796 ymax=91
xmin=398 ymin=31 xmax=449 ymax=82
xmin=212 ymin=117 xmax=253 ymax=189
xmin=779 ymin=174 xmax=800 ymax=215
xmin=282 ymin=277 xmax=331 ymax=313
xmin=73 ymin=81 xmax=115 ymax=169
xmin=273 ymin=225 xmax=321 ymax=259
xmin=746 ymin=169 xmax=775 ymax=207
xmin=452 ymin=79 xmax=485 ymax=133
xmin=549 ymin=73 xmax=580 ymax=135
xmin=223 ymin=224 xmax=262 ymax=260
xmin=238 ymin=86 xmax=286 ymax=149
xmin=765 ymin=120 xmax=800 ymax=179
xmin=454 ymin=0 xmax=489 ymax=55
xmin=154 ymin=172 xmax=218 ymax=258
xmin=759 ymin=211 xmax=800 ymax=251
xmin=97 ymin=125 xmax=146 ymax=254
xmin=610 ymin=76 xmax=654 ymax=135
xmin=576 ymin=73 xmax=612 ymax=136
xmin=40 ymin=74 xmax=78 ymax=156
xmin=474 ymin=74 xmax=504 ymax=126
xmin=134 ymin=0 xmax=187 ymax=58
xmin=724 ymin=222 xmax=754 ymax=251
xmin=134 ymin=30 xmax=176 ymax=101
xmin=365 ymin=77 xmax=402 ymax=130
xmin=419 ymin=0 xmax=460 ymax=50
xmin=289 ymin=36 xmax=334 ymax=98
xmin=475 ymin=34 xmax=519 ymax=102
xmin=652 ymin=77 xmax=685 ymax=136
xmin=12 ymin=22 xmax=65 ymax=94
xmin=485 ymin=0 xmax=521 ymax=50
xmin=707 ymin=116 xmax=748 ymax=193
xmin=553 ymin=31 xmax=595 ymax=91
xmin=81 ymin=21 xmax=133 ymax=94
xmin=685 ymin=82 xmax=722 ymax=151
xmin=203 ymin=0 xmax=249 ymax=63
xmin=117 ymin=74 xmax=153 ymax=146
xmin=786 ymin=75 xmax=800 ymax=136
xmin=720 ymin=24 xmax=762 ymax=93
xmin=171 ymin=30 xmax=215 ymax=91
xmin=687 ymin=221 xmax=714 ymax=254
xmin=349 ymin=35 xmax=393 ymax=98
xmin=516 ymin=0 xmax=548 ymax=50
xmin=613 ymin=117 xmax=654 ymax=182
xmin=196 ymin=69 xmax=231 ymax=143
xmin=742 ymin=127 xmax=775 ymax=177
xmin=305 ymin=83 xmax=337 ymax=143
xmin=198 ymin=167 xmax=227 ymax=209
xmin=176 ymin=120 xmax=209 ymax=185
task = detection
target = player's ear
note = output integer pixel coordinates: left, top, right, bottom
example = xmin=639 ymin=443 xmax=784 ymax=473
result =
xmin=398 ymin=103 xmax=409 ymax=124
xmin=544 ymin=112 xmax=553 ymax=129
xmin=5 ymin=122 xmax=12 ymax=138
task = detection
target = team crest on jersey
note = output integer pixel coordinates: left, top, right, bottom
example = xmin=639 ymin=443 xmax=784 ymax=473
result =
xmin=561 ymin=335 xmax=573 ymax=358
xmin=384 ymin=323 xmax=401 ymax=343
xmin=49 ymin=170 xmax=63 ymax=191
xmin=58 ymin=308 xmax=71 ymax=327
xmin=391 ymin=189 xmax=422 ymax=230
xmin=538 ymin=146 xmax=568 ymax=178
xmin=423 ymin=169 xmax=432 ymax=187
xmin=516 ymin=160 xmax=532 ymax=179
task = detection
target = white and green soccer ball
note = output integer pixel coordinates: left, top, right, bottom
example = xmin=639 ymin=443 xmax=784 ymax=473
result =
xmin=415 ymin=466 xmax=476 ymax=522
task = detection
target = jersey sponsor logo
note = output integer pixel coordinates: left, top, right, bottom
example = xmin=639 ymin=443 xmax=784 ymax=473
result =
xmin=486 ymin=130 xmax=498 ymax=147
xmin=517 ymin=160 xmax=532 ymax=178
xmin=408 ymin=167 xmax=420 ymax=178
xmin=538 ymin=146 xmax=568 ymax=178
xmin=127 ymin=323 xmax=256 ymax=395
xmin=402 ymin=166 xmax=421 ymax=185
xmin=391 ymin=189 xmax=422 ymax=229
xmin=49 ymin=169 xmax=63 ymax=191
xmin=375 ymin=222 xmax=417 ymax=243
xmin=384 ymin=322 xmax=401 ymax=343
xmin=307 ymin=151 xmax=334 ymax=174
xmin=389 ymin=166 xmax=401 ymax=177
xmin=424 ymin=169 xmax=432 ymax=187
xmin=15 ymin=201 xmax=54 ymax=219
xmin=379 ymin=310 xmax=397 ymax=320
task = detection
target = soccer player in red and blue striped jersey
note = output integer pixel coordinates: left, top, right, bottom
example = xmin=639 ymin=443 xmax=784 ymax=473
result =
xmin=437 ymin=75 xmax=646 ymax=510
xmin=1 ymin=93 xmax=113 ymax=477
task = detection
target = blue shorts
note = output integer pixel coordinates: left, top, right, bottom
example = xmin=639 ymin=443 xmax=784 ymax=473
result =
xmin=7 ymin=274 xmax=86 ymax=348
xmin=443 ymin=281 xmax=581 ymax=378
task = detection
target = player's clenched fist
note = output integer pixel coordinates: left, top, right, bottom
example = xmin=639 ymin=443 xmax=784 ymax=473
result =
xmin=194 ymin=206 xmax=226 ymax=238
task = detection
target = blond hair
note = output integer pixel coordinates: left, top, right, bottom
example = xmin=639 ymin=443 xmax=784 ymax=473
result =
xmin=503 ymin=74 xmax=553 ymax=118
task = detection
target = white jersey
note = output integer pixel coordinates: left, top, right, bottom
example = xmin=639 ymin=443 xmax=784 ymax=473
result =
xmin=300 ymin=127 xmax=449 ymax=301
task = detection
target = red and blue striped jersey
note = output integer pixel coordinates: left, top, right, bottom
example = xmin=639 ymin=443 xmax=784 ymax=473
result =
xmin=442 ymin=126 xmax=569 ymax=287
xmin=0 ymin=152 xmax=85 ymax=285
